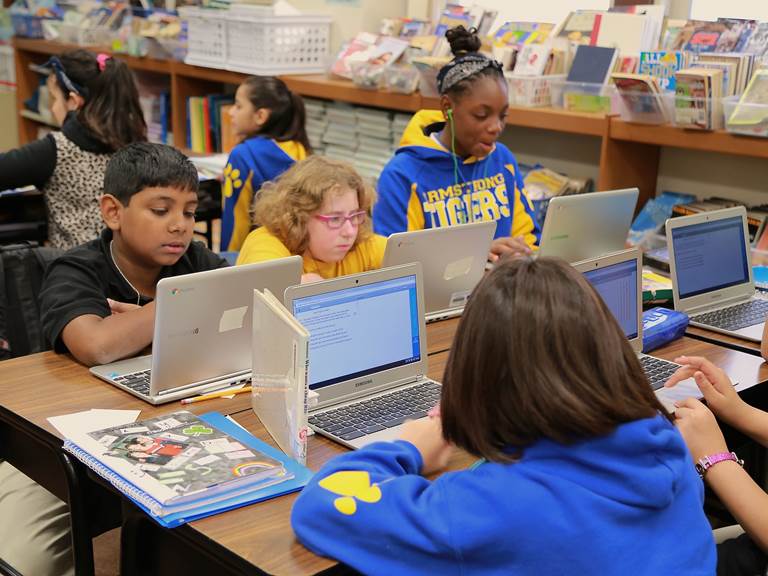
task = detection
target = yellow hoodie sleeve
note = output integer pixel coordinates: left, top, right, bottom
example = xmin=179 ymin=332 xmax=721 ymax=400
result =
xmin=236 ymin=227 xmax=292 ymax=265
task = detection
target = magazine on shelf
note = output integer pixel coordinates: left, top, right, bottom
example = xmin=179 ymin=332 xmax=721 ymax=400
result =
xmin=64 ymin=410 xmax=312 ymax=527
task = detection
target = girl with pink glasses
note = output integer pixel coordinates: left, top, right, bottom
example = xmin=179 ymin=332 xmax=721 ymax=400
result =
xmin=237 ymin=156 xmax=385 ymax=282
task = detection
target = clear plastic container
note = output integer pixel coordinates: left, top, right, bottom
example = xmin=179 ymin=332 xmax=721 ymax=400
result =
xmin=416 ymin=65 xmax=438 ymax=98
xmin=382 ymin=65 xmax=419 ymax=94
xmin=552 ymin=81 xmax=617 ymax=114
xmin=672 ymin=95 xmax=723 ymax=131
xmin=505 ymin=73 xmax=566 ymax=108
xmin=615 ymin=90 xmax=675 ymax=125
xmin=723 ymin=95 xmax=768 ymax=138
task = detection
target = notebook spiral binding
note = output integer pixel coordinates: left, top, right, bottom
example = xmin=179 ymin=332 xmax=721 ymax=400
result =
xmin=63 ymin=440 xmax=164 ymax=517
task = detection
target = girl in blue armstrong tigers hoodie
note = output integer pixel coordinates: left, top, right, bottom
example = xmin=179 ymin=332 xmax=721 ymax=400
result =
xmin=221 ymin=76 xmax=310 ymax=251
xmin=374 ymin=26 xmax=539 ymax=262
xmin=291 ymin=256 xmax=716 ymax=576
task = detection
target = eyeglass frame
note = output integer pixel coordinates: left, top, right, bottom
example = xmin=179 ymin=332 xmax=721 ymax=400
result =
xmin=313 ymin=210 xmax=368 ymax=229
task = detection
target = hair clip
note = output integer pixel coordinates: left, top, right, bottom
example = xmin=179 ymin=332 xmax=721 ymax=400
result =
xmin=96 ymin=53 xmax=111 ymax=72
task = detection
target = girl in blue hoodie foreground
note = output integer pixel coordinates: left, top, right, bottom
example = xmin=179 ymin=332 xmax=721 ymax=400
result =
xmin=374 ymin=26 xmax=539 ymax=262
xmin=291 ymin=256 xmax=716 ymax=576
xmin=221 ymin=76 xmax=310 ymax=252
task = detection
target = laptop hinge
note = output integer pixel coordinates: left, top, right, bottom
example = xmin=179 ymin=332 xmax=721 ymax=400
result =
xmin=156 ymin=370 xmax=251 ymax=396
xmin=319 ymin=374 xmax=424 ymax=409
xmin=686 ymin=293 xmax=754 ymax=315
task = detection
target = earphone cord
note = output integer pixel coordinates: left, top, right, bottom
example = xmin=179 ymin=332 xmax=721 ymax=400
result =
xmin=449 ymin=112 xmax=489 ymax=224
xmin=110 ymin=240 xmax=142 ymax=306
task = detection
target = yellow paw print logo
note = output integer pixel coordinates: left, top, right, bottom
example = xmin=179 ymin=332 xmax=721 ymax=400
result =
xmin=318 ymin=471 xmax=381 ymax=515
xmin=222 ymin=164 xmax=242 ymax=198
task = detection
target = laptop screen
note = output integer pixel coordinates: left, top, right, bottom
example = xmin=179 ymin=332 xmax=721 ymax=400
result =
xmin=583 ymin=259 xmax=639 ymax=340
xmin=670 ymin=216 xmax=749 ymax=299
xmin=291 ymin=275 xmax=421 ymax=390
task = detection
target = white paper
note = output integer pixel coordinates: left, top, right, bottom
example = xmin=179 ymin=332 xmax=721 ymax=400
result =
xmin=48 ymin=409 xmax=142 ymax=437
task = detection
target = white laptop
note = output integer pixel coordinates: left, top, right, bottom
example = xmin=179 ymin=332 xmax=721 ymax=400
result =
xmin=90 ymin=256 xmax=303 ymax=404
xmin=539 ymin=188 xmax=639 ymax=262
xmin=574 ymin=248 xmax=718 ymax=411
xmin=284 ymin=263 xmax=441 ymax=449
xmin=666 ymin=206 xmax=768 ymax=342
xmin=382 ymin=221 xmax=496 ymax=322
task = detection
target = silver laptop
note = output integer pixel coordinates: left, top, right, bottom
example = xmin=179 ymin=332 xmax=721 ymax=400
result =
xmin=90 ymin=256 xmax=303 ymax=404
xmin=284 ymin=263 xmax=440 ymax=449
xmin=667 ymin=206 xmax=768 ymax=342
xmin=574 ymin=248 xmax=718 ymax=411
xmin=382 ymin=221 xmax=496 ymax=322
xmin=539 ymin=188 xmax=639 ymax=262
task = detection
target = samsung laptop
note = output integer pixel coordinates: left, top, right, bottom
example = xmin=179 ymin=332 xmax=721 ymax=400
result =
xmin=574 ymin=248 xmax=720 ymax=410
xmin=382 ymin=221 xmax=496 ymax=322
xmin=90 ymin=256 xmax=303 ymax=404
xmin=666 ymin=206 xmax=768 ymax=342
xmin=284 ymin=263 xmax=441 ymax=449
xmin=539 ymin=188 xmax=639 ymax=262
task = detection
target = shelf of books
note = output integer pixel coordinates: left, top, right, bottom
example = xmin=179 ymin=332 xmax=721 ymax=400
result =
xmin=609 ymin=119 xmax=768 ymax=160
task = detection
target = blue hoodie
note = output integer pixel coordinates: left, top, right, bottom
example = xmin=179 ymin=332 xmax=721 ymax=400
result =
xmin=221 ymin=136 xmax=307 ymax=252
xmin=292 ymin=414 xmax=716 ymax=575
xmin=374 ymin=110 xmax=540 ymax=247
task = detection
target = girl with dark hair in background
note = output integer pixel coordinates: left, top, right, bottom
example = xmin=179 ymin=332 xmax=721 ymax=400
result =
xmin=221 ymin=75 xmax=311 ymax=251
xmin=374 ymin=26 xmax=539 ymax=263
xmin=292 ymin=256 xmax=717 ymax=575
xmin=0 ymin=49 xmax=147 ymax=249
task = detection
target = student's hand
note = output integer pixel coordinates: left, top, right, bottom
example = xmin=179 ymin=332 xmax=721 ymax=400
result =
xmin=301 ymin=273 xmax=325 ymax=284
xmin=673 ymin=397 xmax=728 ymax=463
xmin=399 ymin=417 xmax=453 ymax=476
xmin=107 ymin=298 xmax=141 ymax=315
xmin=665 ymin=356 xmax=747 ymax=427
xmin=488 ymin=236 xmax=532 ymax=262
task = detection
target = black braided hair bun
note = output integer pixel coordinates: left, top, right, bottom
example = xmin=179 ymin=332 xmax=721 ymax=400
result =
xmin=445 ymin=25 xmax=481 ymax=57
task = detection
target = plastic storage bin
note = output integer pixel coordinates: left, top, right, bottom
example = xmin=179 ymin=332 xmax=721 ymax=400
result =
xmin=723 ymin=95 xmax=768 ymax=138
xmin=181 ymin=6 xmax=331 ymax=75
xmin=615 ymin=90 xmax=674 ymax=125
xmin=179 ymin=7 xmax=228 ymax=68
xmin=505 ymin=73 xmax=565 ymax=107
xmin=672 ymin=95 xmax=723 ymax=131
xmin=11 ymin=13 xmax=54 ymax=38
xmin=226 ymin=8 xmax=331 ymax=75
xmin=552 ymin=80 xmax=617 ymax=114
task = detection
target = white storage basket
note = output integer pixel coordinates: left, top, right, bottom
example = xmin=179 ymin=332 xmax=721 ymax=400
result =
xmin=179 ymin=7 xmax=228 ymax=68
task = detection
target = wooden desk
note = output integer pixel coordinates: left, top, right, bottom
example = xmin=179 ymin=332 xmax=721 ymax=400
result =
xmin=119 ymin=350 xmax=458 ymax=576
xmin=118 ymin=335 xmax=768 ymax=576
xmin=425 ymin=317 xmax=459 ymax=356
xmin=685 ymin=325 xmax=762 ymax=357
xmin=0 ymin=351 xmax=253 ymax=575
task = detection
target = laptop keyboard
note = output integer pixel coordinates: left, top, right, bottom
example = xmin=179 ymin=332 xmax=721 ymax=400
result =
xmin=308 ymin=381 xmax=442 ymax=442
xmin=640 ymin=356 xmax=680 ymax=391
xmin=691 ymin=299 xmax=768 ymax=332
xmin=113 ymin=369 xmax=151 ymax=397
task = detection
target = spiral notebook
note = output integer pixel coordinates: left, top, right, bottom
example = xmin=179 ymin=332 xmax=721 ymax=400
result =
xmin=63 ymin=411 xmax=312 ymax=527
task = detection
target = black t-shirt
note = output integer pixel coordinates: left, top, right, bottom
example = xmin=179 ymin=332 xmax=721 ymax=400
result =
xmin=40 ymin=229 xmax=228 ymax=353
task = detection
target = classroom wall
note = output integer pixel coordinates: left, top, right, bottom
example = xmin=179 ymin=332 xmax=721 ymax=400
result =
xmin=289 ymin=0 xmax=408 ymax=53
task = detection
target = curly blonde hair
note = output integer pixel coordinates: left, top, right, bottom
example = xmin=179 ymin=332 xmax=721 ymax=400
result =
xmin=253 ymin=156 xmax=377 ymax=254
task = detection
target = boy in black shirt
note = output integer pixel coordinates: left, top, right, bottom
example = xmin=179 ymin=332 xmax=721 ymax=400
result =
xmin=40 ymin=141 xmax=227 ymax=366
xmin=0 ymin=143 xmax=226 ymax=576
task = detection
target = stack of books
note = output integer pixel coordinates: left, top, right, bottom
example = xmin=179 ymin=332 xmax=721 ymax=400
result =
xmin=354 ymin=107 xmax=394 ymax=182
xmin=674 ymin=67 xmax=724 ymax=130
xmin=304 ymin=98 xmax=328 ymax=154
xmin=322 ymin=102 xmax=359 ymax=163
xmin=63 ymin=410 xmax=312 ymax=527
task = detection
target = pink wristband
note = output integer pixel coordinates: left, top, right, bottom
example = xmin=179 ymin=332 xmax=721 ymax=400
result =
xmin=695 ymin=451 xmax=743 ymax=478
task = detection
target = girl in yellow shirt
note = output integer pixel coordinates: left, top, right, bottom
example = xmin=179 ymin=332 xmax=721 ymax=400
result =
xmin=237 ymin=156 xmax=386 ymax=282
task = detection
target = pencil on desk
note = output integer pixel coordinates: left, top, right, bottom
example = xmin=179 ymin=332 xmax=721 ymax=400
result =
xmin=181 ymin=386 xmax=253 ymax=404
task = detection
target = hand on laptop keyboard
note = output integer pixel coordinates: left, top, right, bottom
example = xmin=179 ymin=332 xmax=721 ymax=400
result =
xmin=663 ymin=356 xmax=741 ymax=420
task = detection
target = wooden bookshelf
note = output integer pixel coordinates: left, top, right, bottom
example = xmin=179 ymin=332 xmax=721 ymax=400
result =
xmin=12 ymin=37 xmax=768 ymax=207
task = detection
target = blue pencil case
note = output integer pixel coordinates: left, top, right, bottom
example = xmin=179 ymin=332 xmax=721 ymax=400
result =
xmin=642 ymin=307 xmax=689 ymax=353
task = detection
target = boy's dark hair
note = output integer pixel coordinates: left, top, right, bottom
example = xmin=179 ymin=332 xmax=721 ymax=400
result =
xmin=57 ymin=50 xmax=147 ymax=151
xmin=440 ymin=257 xmax=671 ymax=463
xmin=104 ymin=143 xmax=199 ymax=205
xmin=440 ymin=26 xmax=505 ymax=100
xmin=241 ymin=76 xmax=312 ymax=153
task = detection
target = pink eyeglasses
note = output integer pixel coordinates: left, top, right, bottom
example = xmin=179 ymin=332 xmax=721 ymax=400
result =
xmin=313 ymin=210 xmax=367 ymax=229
